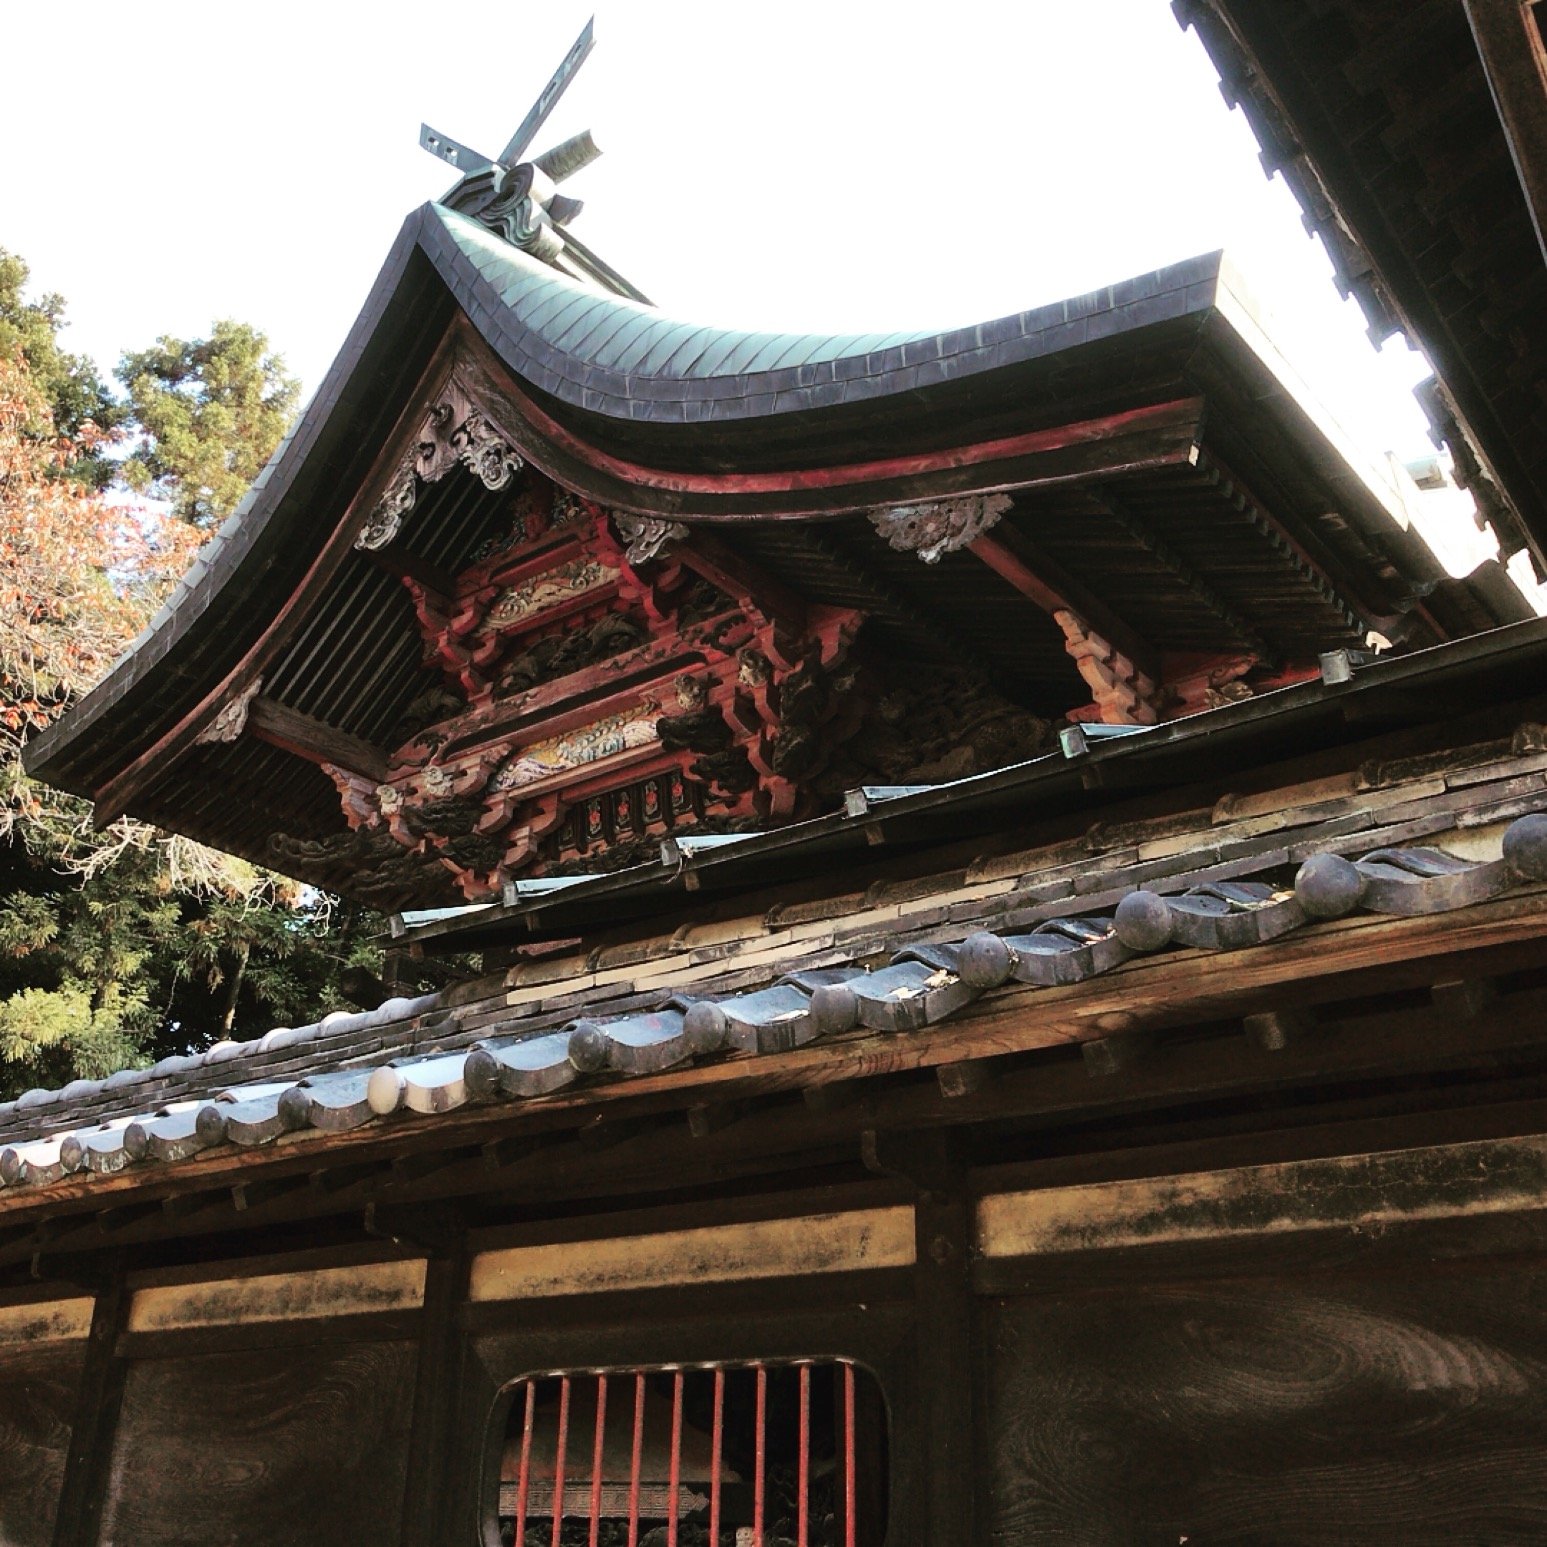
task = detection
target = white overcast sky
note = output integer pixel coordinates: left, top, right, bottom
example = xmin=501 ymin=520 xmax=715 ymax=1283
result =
xmin=0 ymin=0 xmax=1448 ymax=473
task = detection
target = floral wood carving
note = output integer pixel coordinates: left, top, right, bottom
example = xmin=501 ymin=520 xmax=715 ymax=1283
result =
xmin=869 ymin=493 xmax=1013 ymax=564
xmin=354 ymin=372 xmax=524 ymax=551
xmin=195 ymin=677 xmax=263 ymax=746
xmin=613 ymin=513 xmax=687 ymax=566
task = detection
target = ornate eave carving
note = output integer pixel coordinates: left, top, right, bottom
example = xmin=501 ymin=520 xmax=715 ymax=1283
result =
xmin=195 ymin=677 xmax=263 ymax=746
xmin=330 ymin=479 xmax=871 ymax=903
xmin=870 ymin=493 xmax=1013 ymax=564
xmin=355 ymin=372 xmax=524 ymax=552
xmin=612 ymin=513 xmax=688 ymax=566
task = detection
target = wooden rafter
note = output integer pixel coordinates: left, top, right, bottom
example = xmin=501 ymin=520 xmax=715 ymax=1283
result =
xmin=1464 ymin=0 xmax=1547 ymax=265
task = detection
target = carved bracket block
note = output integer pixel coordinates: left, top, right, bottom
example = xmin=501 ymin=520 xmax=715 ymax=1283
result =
xmin=337 ymin=474 xmax=866 ymax=902
xmin=1055 ymin=608 xmax=1162 ymax=725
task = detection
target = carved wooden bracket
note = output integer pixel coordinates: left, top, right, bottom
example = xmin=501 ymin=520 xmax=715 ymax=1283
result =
xmin=870 ymin=493 xmax=1012 ymax=564
xmin=355 ymin=372 xmax=525 ymax=551
xmin=1054 ymin=609 xmax=1162 ymax=725
xmin=194 ymin=677 xmax=263 ymax=746
xmin=335 ymin=479 xmax=868 ymax=902
xmin=613 ymin=513 xmax=687 ymax=566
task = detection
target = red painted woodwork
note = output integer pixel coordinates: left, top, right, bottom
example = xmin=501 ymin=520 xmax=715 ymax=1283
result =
xmin=326 ymin=475 xmax=863 ymax=899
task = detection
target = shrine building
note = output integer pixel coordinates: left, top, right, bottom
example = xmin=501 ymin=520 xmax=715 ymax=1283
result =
xmin=6 ymin=10 xmax=1547 ymax=1543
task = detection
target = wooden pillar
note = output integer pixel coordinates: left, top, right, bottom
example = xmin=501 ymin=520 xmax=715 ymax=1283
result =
xmin=50 ymin=1262 xmax=130 ymax=1547
xmin=865 ymin=1129 xmax=977 ymax=1546
xmin=399 ymin=1246 xmax=471 ymax=1547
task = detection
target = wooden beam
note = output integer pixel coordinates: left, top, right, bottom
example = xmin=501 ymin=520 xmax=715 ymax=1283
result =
xmin=467 ymin=1206 xmax=915 ymax=1300
xmin=246 ymin=695 xmax=390 ymax=782
xmin=124 ymin=1259 xmax=427 ymax=1333
xmin=861 ymin=1131 xmax=976 ymax=1547
xmin=1463 ymin=0 xmax=1547 ymax=265
xmin=976 ymin=1129 xmax=1547 ymax=1260
xmin=398 ymin=1250 xmax=470 ymax=1547
xmin=365 ymin=541 xmax=456 ymax=602
xmin=49 ymin=1264 xmax=127 ymax=1547
xmin=969 ymin=522 xmax=1159 ymax=685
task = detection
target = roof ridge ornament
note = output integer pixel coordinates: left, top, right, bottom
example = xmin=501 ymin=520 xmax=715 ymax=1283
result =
xmin=416 ymin=18 xmax=648 ymax=301
xmin=869 ymin=492 xmax=1013 ymax=564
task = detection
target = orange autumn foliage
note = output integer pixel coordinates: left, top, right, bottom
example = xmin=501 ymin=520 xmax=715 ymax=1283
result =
xmin=0 ymin=349 xmax=202 ymax=753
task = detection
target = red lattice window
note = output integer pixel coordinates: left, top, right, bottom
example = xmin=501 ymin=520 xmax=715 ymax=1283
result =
xmin=496 ymin=1359 xmax=888 ymax=1546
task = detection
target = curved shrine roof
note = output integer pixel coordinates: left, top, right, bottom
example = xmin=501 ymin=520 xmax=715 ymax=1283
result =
xmin=21 ymin=202 xmax=1540 ymax=905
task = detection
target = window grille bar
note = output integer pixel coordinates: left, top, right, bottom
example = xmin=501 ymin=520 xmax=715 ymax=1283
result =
xmin=709 ymin=1366 xmax=725 ymax=1547
xmin=628 ymin=1369 xmax=646 ymax=1547
xmin=588 ymin=1373 xmax=608 ymax=1547
xmin=798 ymin=1362 xmax=811 ymax=1547
xmin=754 ymin=1362 xmax=768 ymax=1547
xmin=667 ymin=1369 xmax=684 ymax=1547
xmin=549 ymin=1375 xmax=571 ymax=1547
xmin=500 ymin=1357 xmax=874 ymax=1544
xmin=514 ymin=1380 xmax=536 ymax=1547
xmin=843 ymin=1360 xmax=857 ymax=1547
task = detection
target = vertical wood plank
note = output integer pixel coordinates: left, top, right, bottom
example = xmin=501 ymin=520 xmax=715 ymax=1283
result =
xmin=50 ymin=1268 xmax=128 ymax=1547
xmin=400 ymin=1249 xmax=470 ymax=1547
xmin=866 ymin=1129 xmax=977 ymax=1546
xmin=915 ymin=1180 xmax=977 ymax=1547
xmin=0 ymin=1342 xmax=88 ymax=1547
xmin=982 ymin=1269 xmax=1547 ymax=1544
xmin=95 ymin=1339 xmax=419 ymax=1545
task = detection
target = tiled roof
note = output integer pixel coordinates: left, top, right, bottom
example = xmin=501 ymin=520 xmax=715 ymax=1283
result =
xmin=428 ymin=205 xmax=1224 ymax=425
xmin=4 ymin=736 xmax=1547 ymax=1200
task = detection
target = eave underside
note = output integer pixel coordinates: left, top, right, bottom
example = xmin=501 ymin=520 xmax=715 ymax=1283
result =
xmin=1180 ymin=0 xmax=1547 ymax=574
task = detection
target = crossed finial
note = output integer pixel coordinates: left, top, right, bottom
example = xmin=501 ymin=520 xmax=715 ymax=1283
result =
xmin=420 ymin=16 xmax=596 ymax=191
xmin=416 ymin=18 xmax=646 ymax=300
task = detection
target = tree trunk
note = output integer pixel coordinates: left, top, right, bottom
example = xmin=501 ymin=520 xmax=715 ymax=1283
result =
xmin=219 ymin=942 xmax=250 ymax=1035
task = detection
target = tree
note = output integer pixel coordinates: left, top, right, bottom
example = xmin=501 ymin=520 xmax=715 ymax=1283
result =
xmin=0 ymin=248 xmax=124 ymax=484
xmin=0 ymin=284 xmax=445 ymax=1103
xmin=0 ymin=344 xmax=202 ymax=1087
xmin=0 ymin=347 xmax=198 ymax=779
xmin=117 ymin=319 xmax=300 ymax=529
xmin=0 ymin=342 xmax=389 ymax=1099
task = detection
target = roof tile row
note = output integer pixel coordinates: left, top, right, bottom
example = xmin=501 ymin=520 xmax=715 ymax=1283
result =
xmin=3 ymin=814 xmax=1545 ymax=1197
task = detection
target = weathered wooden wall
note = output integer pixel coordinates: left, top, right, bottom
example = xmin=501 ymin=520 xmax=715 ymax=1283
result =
xmin=974 ymin=1136 xmax=1547 ymax=1545
xmin=982 ymin=1267 xmax=1547 ymax=1545
xmin=95 ymin=1338 xmax=420 ymax=1546
xmin=5 ymin=1131 xmax=1547 ymax=1544
xmin=0 ymin=1340 xmax=86 ymax=1546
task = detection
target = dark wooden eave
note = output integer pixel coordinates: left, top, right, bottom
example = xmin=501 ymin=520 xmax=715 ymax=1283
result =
xmin=1178 ymin=0 xmax=1547 ymax=574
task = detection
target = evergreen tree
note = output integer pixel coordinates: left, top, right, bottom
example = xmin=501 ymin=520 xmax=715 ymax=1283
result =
xmin=0 ymin=248 xmax=124 ymax=484
xmin=117 ymin=320 xmax=301 ymax=529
